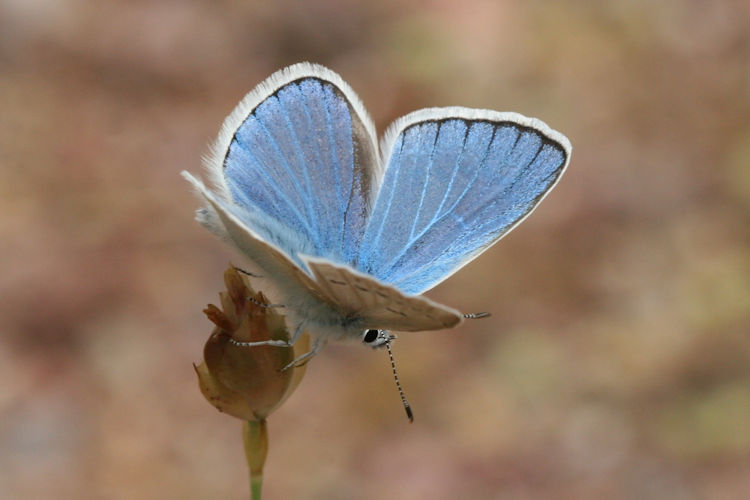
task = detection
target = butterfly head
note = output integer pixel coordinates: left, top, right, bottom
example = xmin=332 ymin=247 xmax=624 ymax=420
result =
xmin=361 ymin=329 xmax=395 ymax=349
xmin=362 ymin=328 xmax=412 ymax=421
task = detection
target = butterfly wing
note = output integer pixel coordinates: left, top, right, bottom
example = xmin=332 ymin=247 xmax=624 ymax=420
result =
xmin=185 ymin=66 xmax=571 ymax=337
xmin=356 ymin=108 xmax=571 ymax=294
xmin=199 ymin=63 xmax=381 ymax=268
xmin=185 ymin=173 xmax=462 ymax=333
xmin=184 ymin=173 xmax=319 ymax=294
xmin=184 ymin=64 xmax=461 ymax=336
xmin=300 ymin=255 xmax=462 ymax=331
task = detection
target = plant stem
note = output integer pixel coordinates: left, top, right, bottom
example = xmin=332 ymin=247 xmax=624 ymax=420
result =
xmin=250 ymin=473 xmax=263 ymax=500
xmin=243 ymin=419 xmax=268 ymax=500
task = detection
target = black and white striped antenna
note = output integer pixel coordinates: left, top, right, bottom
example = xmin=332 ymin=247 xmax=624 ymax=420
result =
xmin=385 ymin=339 xmax=413 ymax=423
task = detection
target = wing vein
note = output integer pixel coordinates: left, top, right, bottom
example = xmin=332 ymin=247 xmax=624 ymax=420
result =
xmin=278 ymin=87 xmax=319 ymax=247
xmin=391 ymin=134 xmax=547 ymax=287
xmin=255 ymin=107 xmax=314 ymax=228
xmin=363 ymin=138 xmax=404 ymax=264
xmin=408 ymin=123 xmax=440 ymax=239
xmin=430 ymin=123 xmax=469 ymax=225
xmin=321 ymin=84 xmax=349 ymax=256
xmin=379 ymin=123 xmax=498 ymax=275
xmin=230 ymin=133 xmax=317 ymax=238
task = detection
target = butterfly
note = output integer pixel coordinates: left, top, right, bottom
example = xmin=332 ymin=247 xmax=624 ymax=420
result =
xmin=183 ymin=62 xmax=571 ymax=368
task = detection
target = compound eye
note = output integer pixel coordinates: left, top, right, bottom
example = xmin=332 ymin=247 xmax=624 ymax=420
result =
xmin=362 ymin=329 xmax=380 ymax=345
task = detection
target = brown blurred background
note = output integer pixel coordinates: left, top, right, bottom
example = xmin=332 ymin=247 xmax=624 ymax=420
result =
xmin=1 ymin=1 xmax=749 ymax=499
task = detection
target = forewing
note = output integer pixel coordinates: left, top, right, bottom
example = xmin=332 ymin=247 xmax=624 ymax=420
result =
xmin=356 ymin=108 xmax=571 ymax=294
xmin=203 ymin=63 xmax=380 ymax=265
xmin=183 ymin=172 xmax=321 ymax=299
xmin=300 ymin=255 xmax=462 ymax=331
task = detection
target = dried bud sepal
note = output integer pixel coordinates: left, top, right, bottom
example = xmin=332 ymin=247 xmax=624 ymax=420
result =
xmin=195 ymin=266 xmax=309 ymax=421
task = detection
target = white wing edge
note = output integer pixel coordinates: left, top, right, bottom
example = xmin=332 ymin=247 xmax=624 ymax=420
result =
xmin=202 ymin=62 xmax=380 ymax=204
xmin=380 ymin=107 xmax=572 ymax=167
xmin=181 ymin=171 xmax=231 ymax=241
xmin=378 ymin=107 xmax=573 ymax=292
xmin=181 ymin=170 xmax=317 ymax=282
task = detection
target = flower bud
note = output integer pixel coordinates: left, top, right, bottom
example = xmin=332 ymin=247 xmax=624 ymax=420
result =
xmin=195 ymin=266 xmax=309 ymax=421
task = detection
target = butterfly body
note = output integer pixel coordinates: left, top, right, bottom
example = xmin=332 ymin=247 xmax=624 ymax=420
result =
xmin=184 ymin=63 xmax=571 ymax=356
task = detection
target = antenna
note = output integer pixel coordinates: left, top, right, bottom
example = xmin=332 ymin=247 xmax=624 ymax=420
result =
xmin=385 ymin=339 xmax=413 ymax=423
xmin=463 ymin=311 xmax=491 ymax=319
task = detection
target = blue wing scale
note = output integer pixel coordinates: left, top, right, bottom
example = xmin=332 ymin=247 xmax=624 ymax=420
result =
xmin=356 ymin=117 xmax=569 ymax=294
xmin=223 ymin=77 xmax=378 ymax=268
xmin=188 ymin=63 xmax=570 ymax=329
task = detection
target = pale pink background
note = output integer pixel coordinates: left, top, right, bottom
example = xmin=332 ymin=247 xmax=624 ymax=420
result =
xmin=1 ymin=1 xmax=749 ymax=499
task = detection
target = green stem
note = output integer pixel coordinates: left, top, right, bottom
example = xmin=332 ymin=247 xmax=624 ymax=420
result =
xmin=250 ymin=473 xmax=263 ymax=500
xmin=243 ymin=419 xmax=268 ymax=500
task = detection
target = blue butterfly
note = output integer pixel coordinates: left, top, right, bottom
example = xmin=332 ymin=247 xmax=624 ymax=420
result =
xmin=183 ymin=62 xmax=571 ymax=368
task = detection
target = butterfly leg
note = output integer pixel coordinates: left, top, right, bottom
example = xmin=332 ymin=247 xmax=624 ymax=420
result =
xmin=228 ymin=338 xmax=291 ymax=348
xmin=247 ymin=296 xmax=285 ymax=308
xmin=287 ymin=320 xmax=307 ymax=344
xmin=233 ymin=267 xmax=284 ymax=307
xmin=228 ymin=321 xmax=305 ymax=349
xmin=280 ymin=336 xmax=326 ymax=372
xmin=234 ymin=266 xmax=263 ymax=278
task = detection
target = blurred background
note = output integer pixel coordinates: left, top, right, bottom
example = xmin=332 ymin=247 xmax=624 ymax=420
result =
xmin=1 ymin=1 xmax=749 ymax=498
